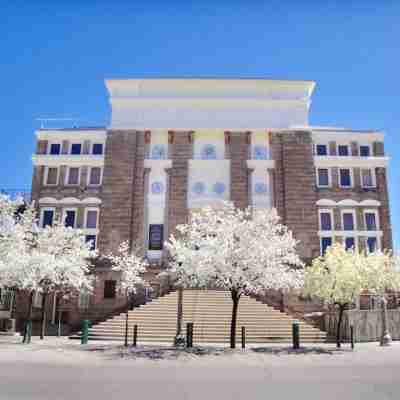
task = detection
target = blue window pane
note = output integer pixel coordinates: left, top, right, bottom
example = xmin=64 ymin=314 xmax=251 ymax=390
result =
xmin=367 ymin=237 xmax=377 ymax=253
xmin=338 ymin=145 xmax=349 ymax=156
xmin=316 ymin=145 xmax=327 ymax=156
xmin=42 ymin=210 xmax=54 ymax=227
xmin=320 ymin=213 xmax=332 ymax=230
xmin=360 ymin=146 xmax=370 ymax=157
xmin=321 ymin=237 xmax=332 ymax=255
xmin=50 ymin=144 xmax=61 ymax=155
xmin=71 ymin=144 xmax=82 ymax=155
xmin=64 ymin=211 xmax=76 ymax=228
xmin=318 ymin=169 xmax=329 ymax=186
xmin=85 ymin=235 xmax=96 ymax=250
xmin=340 ymin=169 xmax=351 ymax=187
xmin=92 ymin=143 xmax=103 ymax=155
xmin=345 ymin=237 xmax=355 ymax=250
xmin=365 ymin=213 xmax=376 ymax=230
xmin=343 ymin=213 xmax=354 ymax=230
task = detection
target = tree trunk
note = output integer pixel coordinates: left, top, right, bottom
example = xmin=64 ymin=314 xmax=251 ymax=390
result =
xmin=174 ymin=287 xmax=185 ymax=346
xmin=23 ymin=291 xmax=34 ymax=343
xmin=336 ymin=304 xmax=346 ymax=348
xmin=230 ymin=289 xmax=240 ymax=349
xmin=40 ymin=292 xmax=48 ymax=340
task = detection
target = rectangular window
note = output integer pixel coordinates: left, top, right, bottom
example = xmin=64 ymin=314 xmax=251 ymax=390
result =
xmin=42 ymin=210 xmax=54 ymax=228
xmin=70 ymin=143 xmax=82 ymax=155
xmin=64 ymin=210 xmax=76 ymax=228
xmin=365 ymin=212 xmax=377 ymax=230
xmin=85 ymin=235 xmax=97 ymax=250
xmin=317 ymin=169 xmax=330 ymax=187
xmin=92 ymin=143 xmax=103 ymax=155
xmin=367 ymin=237 xmax=377 ymax=253
xmin=45 ymin=167 xmax=58 ymax=185
xmin=104 ymin=280 xmax=116 ymax=299
xmin=321 ymin=237 xmax=332 ymax=255
xmin=320 ymin=212 xmax=332 ymax=231
xmin=342 ymin=212 xmax=355 ymax=231
xmin=345 ymin=237 xmax=355 ymax=250
xmin=316 ymin=144 xmax=327 ymax=156
xmin=149 ymin=224 xmax=164 ymax=250
xmin=339 ymin=169 xmax=352 ymax=187
xmin=66 ymin=167 xmax=80 ymax=185
xmin=361 ymin=169 xmax=375 ymax=188
xmin=86 ymin=210 xmax=98 ymax=229
xmin=88 ymin=167 xmax=102 ymax=185
xmin=338 ymin=145 xmax=349 ymax=156
xmin=360 ymin=145 xmax=371 ymax=157
xmin=49 ymin=143 xmax=61 ymax=155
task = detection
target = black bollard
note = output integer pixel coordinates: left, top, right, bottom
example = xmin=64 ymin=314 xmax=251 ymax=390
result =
xmin=241 ymin=327 xmax=246 ymax=349
xmin=350 ymin=325 xmax=354 ymax=350
xmin=133 ymin=324 xmax=138 ymax=347
xmin=292 ymin=320 xmax=300 ymax=349
xmin=186 ymin=322 xmax=193 ymax=348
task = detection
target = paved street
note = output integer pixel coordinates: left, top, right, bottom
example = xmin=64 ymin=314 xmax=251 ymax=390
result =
xmin=0 ymin=338 xmax=399 ymax=400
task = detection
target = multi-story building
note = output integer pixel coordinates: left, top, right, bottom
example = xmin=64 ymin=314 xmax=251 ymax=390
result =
xmin=28 ymin=78 xmax=392 ymax=329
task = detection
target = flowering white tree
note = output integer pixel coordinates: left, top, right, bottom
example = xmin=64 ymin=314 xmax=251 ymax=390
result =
xmin=106 ymin=241 xmax=148 ymax=346
xmin=361 ymin=250 xmax=400 ymax=345
xmin=0 ymin=196 xmax=96 ymax=340
xmin=166 ymin=202 xmax=303 ymax=348
xmin=304 ymin=243 xmax=365 ymax=347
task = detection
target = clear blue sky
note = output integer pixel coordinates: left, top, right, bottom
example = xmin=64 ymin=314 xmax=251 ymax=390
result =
xmin=1 ymin=0 xmax=399 ymax=247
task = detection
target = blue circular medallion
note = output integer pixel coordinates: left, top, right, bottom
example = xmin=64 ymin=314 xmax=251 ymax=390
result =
xmin=213 ymin=182 xmax=226 ymax=195
xmin=253 ymin=146 xmax=268 ymax=160
xmin=192 ymin=182 xmax=206 ymax=195
xmin=151 ymin=181 xmax=164 ymax=195
xmin=151 ymin=145 xmax=166 ymax=160
xmin=254 ymin=182 xmax=268 ymax=195
xmin=201 ymin=144 xmax=217 ymax=160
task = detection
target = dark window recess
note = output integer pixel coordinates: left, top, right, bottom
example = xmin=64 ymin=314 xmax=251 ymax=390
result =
xmin=338 ymin=145 xmax=349 ymax=156
xmin=71 ymin=143 xmax=82 ymax=155
xmin=318 ymin=169 xmax=329 ymax=186
xmin=92 ymin=143 xmax=103 ymax=155
xmin=50 ymin=144 xmax=61 ymax=155
xmin=42 ymin=210 xmax=54 ymax=227
xmin=85 ymin=235 xmax=96 ymax=250
xmin=104 ymin=280 xmax=117 ymax=299
xmin=321 ymin=237 xmax=332 ymax=255
xmin=367 ymin=237 xmax=377 ymax=253
xmin=316 ymin=145 xmax=327 ymax=156
xmin=64 ymin=210 xmax=76 ymax=228
xmin=345 ymin=237 xmax=355 ymax=250
xmin=320 ymin=213 xmax=332 ymax=230
xmin=360 ymin=146 xmax=370 ymax=157
xmin=340 ymin=169 xmax=351 ymax=187
xmin=149 ymin=224 xmax=164 ymax=250
xmin=342 ymin=213 xmax=354 ymax=230
xmin=365 ymin=213 xmax=377 ymax=230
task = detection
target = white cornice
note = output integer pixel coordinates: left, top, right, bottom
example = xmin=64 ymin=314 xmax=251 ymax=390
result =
xmin=32 ymin=155 xmax=104 ymax=167
xmin=311 ymin=130 xmax=384 ymax=143
xmin=144 ymin=159 xmax=172 ymax=169
xmin=316 ymin=199 xmax=381 ymax=207
xmin=247 ymin=160 xmax=276 ymax=170
xmin=36 ymin=129 xmax=106 ymax=141
xmin=314 ymin=156 xmax=389 ymax=168
xmin=38 ymin=197 xmax=102 ymax=205
xmin=318 ymin=230 xmax=383 ymax=237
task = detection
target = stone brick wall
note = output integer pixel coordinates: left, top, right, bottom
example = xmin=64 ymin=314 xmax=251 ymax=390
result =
xmin=376 ymin=167 xmax=392 ymax=250
xmin=228 ymin=131 xmax=250 ymax=209
xmin=271 ymin=130 xmax=320 ymax=262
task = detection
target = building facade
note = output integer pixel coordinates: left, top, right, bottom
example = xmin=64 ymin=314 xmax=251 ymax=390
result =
xmin=28 ymin=78 xmax=392 ymax=329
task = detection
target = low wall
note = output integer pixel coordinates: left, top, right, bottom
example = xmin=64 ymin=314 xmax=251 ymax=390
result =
xmin=325 ymin=310 xmax=400 ymax=342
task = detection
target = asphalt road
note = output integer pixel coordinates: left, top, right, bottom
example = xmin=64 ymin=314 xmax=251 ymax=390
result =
xmin=0 ymin=339 xmax=399 ymax=400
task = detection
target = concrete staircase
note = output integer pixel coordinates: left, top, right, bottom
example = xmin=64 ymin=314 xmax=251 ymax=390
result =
xmin=84 ymin=290 xmax=327 ymax=343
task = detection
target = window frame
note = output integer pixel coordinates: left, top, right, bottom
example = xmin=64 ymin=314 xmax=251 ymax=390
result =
xmin=316 ymin=168 xmax=332 ymax=188
xmin=363 ymin=209 xmax=380 ymax=231
xmin=318 ymin=208 xmax=334 ymax=231
xmin=62 ymin=207 xmax=77 ymax=229
xmin=65 ymin=166 xmax=81 ymax=186
xmin=43 ymin=166 xmax=59 ymax=186
xmin=91 ymin=142 xmax=104 ymax=155
xmin=40 ymin=207 xmax=56 ymax=228
xmin=341 ymin=209 xmax=357 ymax=231
xmin=84 ymin=208 xmax=99 ymax=230
xmin=87 ymin=166 xmax=103 ymax=186
xmin=361 ymin=168 xmax=376 ymax=188
xmin=339 ymin=168 xmax=353 ymax=188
